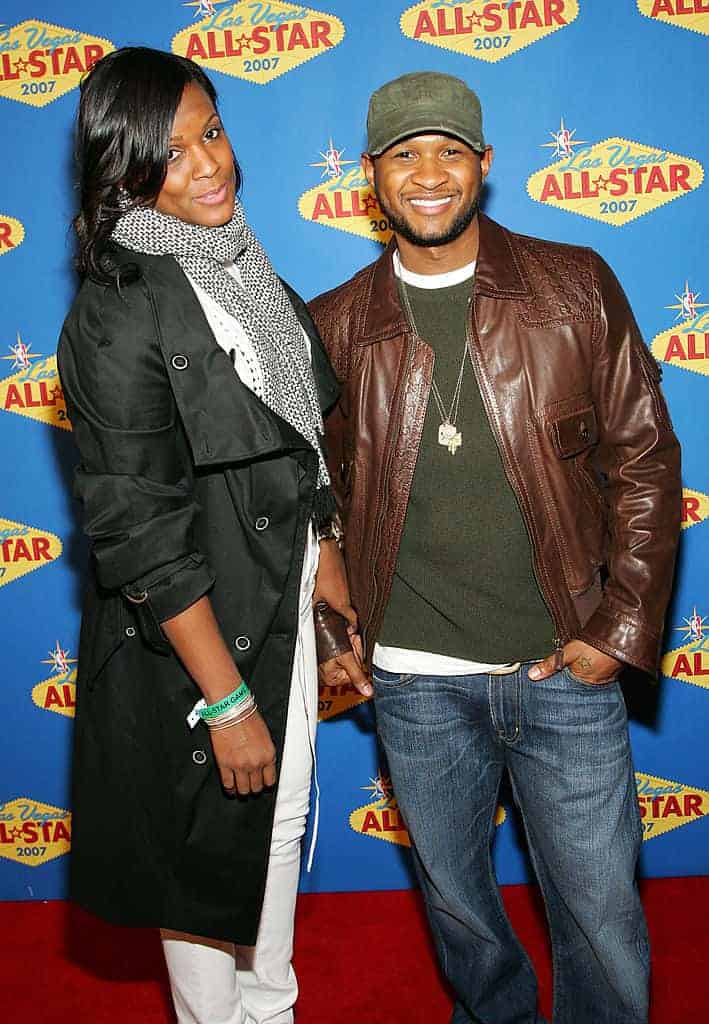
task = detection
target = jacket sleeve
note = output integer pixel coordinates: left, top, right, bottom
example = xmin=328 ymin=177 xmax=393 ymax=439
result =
xmin=57 ymin=276 xmax=215 ymax=630
xmin=307 ymin=294 xmax=352 ymax=526
xmin=306 ymin=292 xmax=355 ymax=662
xmin=578 ymin=254 xmax=682 ymax=675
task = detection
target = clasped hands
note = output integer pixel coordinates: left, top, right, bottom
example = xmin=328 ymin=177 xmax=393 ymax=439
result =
xmin=314 ymin=539 xmax=373 ymax=698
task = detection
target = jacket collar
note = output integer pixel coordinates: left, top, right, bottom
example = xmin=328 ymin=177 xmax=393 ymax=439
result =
xmin=360 ymin=213 xmax=531 ymax=345
xmin=475 ymin=212 xmax=532 ymax=299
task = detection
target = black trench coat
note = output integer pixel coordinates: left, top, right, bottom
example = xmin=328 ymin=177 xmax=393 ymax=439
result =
xmin=57 ymin=246 xmax=339 ymax=944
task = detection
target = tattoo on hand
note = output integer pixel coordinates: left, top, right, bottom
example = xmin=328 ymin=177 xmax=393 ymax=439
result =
xmin=577 ymin=656 xmax=593 ymax=673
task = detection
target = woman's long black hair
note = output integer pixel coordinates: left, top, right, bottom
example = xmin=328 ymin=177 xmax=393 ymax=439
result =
xmin=73 ymin=47 xmax=241 ymax=282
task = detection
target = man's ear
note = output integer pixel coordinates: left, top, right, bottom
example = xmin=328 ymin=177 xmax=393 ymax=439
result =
xmin=361 ymin=152 xmax=375 ymax=189
xmin=480 ymin=145 xmax=494 ymax=181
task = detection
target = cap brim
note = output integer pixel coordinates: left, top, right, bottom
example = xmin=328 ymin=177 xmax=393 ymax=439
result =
xmin=368 ymin=123 xmax=484 ymax=156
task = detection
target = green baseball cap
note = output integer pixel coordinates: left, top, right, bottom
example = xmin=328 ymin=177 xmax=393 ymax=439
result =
xmin=366 ymin=71 xmax=486 ymax=156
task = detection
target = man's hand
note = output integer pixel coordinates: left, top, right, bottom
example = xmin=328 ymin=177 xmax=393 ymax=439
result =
xmin=528 ymin=639 xmax=622 ymax=684
xmin=319 ymin=647 xmax=373 ymax=698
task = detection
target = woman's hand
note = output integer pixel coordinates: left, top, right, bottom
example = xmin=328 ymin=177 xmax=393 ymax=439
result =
xmin=210 ymin=710 xmax=277 ymax=796
xmin=161 ymin=596 xmax=277 ymax=795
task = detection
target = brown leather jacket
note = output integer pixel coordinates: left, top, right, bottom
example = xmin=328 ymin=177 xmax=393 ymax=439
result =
xmin=309 ymin=214 xmax=681 ymax=676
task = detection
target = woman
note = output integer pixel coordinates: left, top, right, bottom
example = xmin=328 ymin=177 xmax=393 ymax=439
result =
xmin=58 ymin=46 xmax=365 ymax=1024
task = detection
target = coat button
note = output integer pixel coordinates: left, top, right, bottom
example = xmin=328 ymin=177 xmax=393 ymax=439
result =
xmin=125 ymin=626 xmax=136 ymax=638
xmin=255 ymin=516 xmax=270 ymax=531
xmin=234 ymin=635 xmax=251 ymax=652
xmin=192 ymin=750 xmax=207 ymax=766
xmin=171 ymin=354 xmax=189 ymax=371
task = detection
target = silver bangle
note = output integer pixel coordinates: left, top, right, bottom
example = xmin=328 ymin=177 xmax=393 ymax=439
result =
xmin=208 ymin=703 xmax=259 ymax=731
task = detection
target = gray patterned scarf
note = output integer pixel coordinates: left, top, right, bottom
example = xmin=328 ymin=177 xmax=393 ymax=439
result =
xmin=112 ymin=200 xmax=333 ymax=521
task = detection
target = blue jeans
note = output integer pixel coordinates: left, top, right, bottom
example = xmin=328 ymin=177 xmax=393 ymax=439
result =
xmin=372 ymin=664 xmax=649 ymax=1024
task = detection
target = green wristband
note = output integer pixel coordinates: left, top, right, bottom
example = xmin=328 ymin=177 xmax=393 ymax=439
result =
xmin=199 ymin=681 xmax=251 ymax=721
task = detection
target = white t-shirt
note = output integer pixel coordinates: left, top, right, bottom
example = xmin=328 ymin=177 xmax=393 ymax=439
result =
xmin=372 ymin=253 xmax=513 ymax=677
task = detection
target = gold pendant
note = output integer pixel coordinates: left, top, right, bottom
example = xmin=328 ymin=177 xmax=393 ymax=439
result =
xmin=438 ymin=422 xmax=462 ymax=455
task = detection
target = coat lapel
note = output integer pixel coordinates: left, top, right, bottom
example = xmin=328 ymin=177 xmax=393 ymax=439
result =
xmin=115 ymin=248 xmax=330 ymax=469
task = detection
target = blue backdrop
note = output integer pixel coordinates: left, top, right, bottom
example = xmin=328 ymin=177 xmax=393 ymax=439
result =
xmin=1 ymin=0 xmax=708 ymax=902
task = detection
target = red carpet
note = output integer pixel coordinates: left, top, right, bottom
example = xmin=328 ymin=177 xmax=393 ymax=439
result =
xmin=1 ymin=877 xmax=706 ymax=1022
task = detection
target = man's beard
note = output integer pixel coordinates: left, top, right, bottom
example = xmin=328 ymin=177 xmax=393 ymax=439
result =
xmin=376 ymin=193 xmax=480 ymax=248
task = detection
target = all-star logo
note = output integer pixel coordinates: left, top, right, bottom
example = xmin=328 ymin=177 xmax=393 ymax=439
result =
xmin=183 ymin=0 xmax=229 ymax=16
xmin=32 ymin=642 xmax=77 ymax=718
xmin=299 ymin=143 xmax=391 ymax=244
xmin=2 ymin=333 xmax=41 ymax=372
xmin=674 ymin=606 xmax=706 ymax=644
xmin=0 ymin=21 xmax=114 ymax=108
xmin=42 ymin=640 xmax=76 ymax=675
xmin=172 ymin=2 xmax=345 ymax=86
xmin=651 ymin=282 xmax=709 ymax=377
xmin=527 ymin=130 xmax=704 ymax=226
xmin=318 ymin=677 xmax=370 ymax=721
xmin=349 ymin=774 xmax=506 ymax=846
xmin=0 ymin=339 xmax=69 ymax=431
xmin=0 ymin=516 xmax=62 ymax=589
xmin=349 ymin=774 xmax=412 ymax=847
xmin=660 ymin=606 xmax=709 ymax=690
xmin=400 ymin=0 xmax=579 ymax=64
xmin=681 ymin=488 xmax=709 ymax=530
xmin=0 ymin=797 xmax=71 ymax=867
xmin=0 ymin=212 xmax=24 ymax=255
xmin=311 ymin=139 xmax=356 ymax=180
xmin=541 ymin=117 xmax=587 ymax=160
xmin=667 ymin=281 xmax=709 ymax=323
xmin=636 ymin=772 xmax=708 ymax=839
xmin=637 ymin=0 xmax=709 ymax=37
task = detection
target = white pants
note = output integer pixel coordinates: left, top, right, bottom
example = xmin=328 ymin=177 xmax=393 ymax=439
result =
xmin=162 ymin=533 xmax=319 ymax=1024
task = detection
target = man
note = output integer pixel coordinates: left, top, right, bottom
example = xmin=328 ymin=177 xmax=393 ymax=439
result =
xmin=310 ymin=72 xmax=681 ymax=1024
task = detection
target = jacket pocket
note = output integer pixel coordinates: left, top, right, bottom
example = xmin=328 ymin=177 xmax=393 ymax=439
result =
xmin=549 ymin=404 xmax=599 ymax=459
xmin=534 ymin=398 xmax=605 ymax=593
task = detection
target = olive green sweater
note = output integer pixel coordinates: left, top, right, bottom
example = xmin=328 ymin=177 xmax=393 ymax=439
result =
xmin=377 ymin=275 xmax=554 ymax=663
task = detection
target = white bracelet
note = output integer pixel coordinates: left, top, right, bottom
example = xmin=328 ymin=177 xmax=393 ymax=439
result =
xmin=205 ymin=694 xmax=256 ymax=729
xmin=208 ymin=703 xmax=259 ymax=732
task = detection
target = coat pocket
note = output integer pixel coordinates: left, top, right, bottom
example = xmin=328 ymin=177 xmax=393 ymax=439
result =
xmin=534 ymin=398 xmax=606 ymax=593
xmin=549 ymin=404 xmax=599 ymax=459
xmin=79 ymin=585 xmax=126 ymax=690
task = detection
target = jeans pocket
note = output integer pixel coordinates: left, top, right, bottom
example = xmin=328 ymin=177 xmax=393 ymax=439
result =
xmin=562 ymin=665 xmax=619 ymax=690
xmin=372 ymin=666 xmax=416 ymax=689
